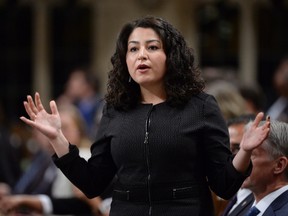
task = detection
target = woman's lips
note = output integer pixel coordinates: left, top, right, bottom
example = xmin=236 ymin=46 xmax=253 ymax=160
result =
xmin=137 ymin=64 xmax=150 ymax=72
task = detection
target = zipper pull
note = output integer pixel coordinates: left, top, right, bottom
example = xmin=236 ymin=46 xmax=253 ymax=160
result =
xmin=144 ymin=131 xmax=149 ymax=144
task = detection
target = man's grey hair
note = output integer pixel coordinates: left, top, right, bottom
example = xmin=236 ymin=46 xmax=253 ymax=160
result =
xmin=261 ymin=120 xmax=288 ymax=179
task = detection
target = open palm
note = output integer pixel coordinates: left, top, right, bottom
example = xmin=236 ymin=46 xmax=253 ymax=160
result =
xmin=20 ymin=92 xmax=61 ymax=140
xmin=241 ymin=112 xmax=270 ymax=152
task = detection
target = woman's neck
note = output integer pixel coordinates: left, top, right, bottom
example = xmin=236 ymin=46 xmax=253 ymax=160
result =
xmin=140 ymin=86 xmax=167 ymax=105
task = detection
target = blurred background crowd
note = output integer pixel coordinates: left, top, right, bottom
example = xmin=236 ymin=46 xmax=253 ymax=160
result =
xmin=0 ymin=0 xmax=288 ymax=215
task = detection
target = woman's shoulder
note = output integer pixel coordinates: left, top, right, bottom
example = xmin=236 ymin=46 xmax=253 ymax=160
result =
xmin=187 ymin=91 xmax=215 ymax=105
xmin=102 ymin=103 xmax=118 ymax=117
xmin=102 ymin=103 xmax=133 ymax=118
xmin=183 ymin=92 xmax=220 ymax=115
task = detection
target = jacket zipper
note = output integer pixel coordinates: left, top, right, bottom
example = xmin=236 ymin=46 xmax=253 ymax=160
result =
xmin=145 ymin=106 xmax=153 ymax=215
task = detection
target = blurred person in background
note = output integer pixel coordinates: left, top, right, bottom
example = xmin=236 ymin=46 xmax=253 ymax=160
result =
xmin=0 ymin=128 xmax=57 ymax=196
xmin=0 ymin=128 xmax=57 ymax=215
xmin=57 ymin=68 xmax=104 ymax=141
xmin=239 ymin=84 xmax=266 ymax=116
xmin=266 ymin=57 xmax=288 ymax=123
xmin=203 ymin=67 xmax=266 ymax=118
xmin=205 ymin=80 xmax=247 ymax=120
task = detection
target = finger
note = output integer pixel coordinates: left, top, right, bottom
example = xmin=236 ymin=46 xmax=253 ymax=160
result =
xmin=260 ymin=115 xmax=270 ymax=131
xmin=27 ymin=95 xmax=38 ymax=114
xmin=20 ymin=116 xmax=37 ymax=127
xmin=266 ymin=115 xmax=271 ymax=127
xmin=35 ymin=92 xmax=45 ymax=112
xmin=252 ymin=112 xmax=264 ymax=127
xmin=260 ymin=128 xmax=270 ymax=142
xmin=263 ymin=117 xmax=271 ymax=133
xmin=50 ymin=100 xmax=59 ymax=115
xmin=23 ymin=101 xmax=36 ymax=120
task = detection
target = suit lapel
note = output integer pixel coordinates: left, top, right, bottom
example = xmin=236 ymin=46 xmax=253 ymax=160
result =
xmin=222 ymin=195 xmax=237 ymax=216
xmin=262 ymin=190 xmax=288 ymax=216
xmin=229 ymin=193 xmax=254 ymax=216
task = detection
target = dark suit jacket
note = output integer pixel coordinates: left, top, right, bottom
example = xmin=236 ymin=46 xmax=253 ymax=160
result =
xmin=222 ymin=192 xmax=254 ymax=216
xmin=262 ymin=190 xmax=288 ymax=216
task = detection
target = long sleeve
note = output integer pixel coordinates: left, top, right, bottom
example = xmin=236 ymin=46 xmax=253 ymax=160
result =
xmin=202 ymin=95 xmax=252 ymax=199
xmin=52 ymin=105 xmax=117 ymax=198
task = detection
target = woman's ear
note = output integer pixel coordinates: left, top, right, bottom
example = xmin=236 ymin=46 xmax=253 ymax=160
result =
xmin=274 ymin=156 xmax=288 ymax=175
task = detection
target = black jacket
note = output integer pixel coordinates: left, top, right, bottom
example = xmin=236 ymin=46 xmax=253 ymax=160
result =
xmin=53 ymin=92 xmax=251 ymax=216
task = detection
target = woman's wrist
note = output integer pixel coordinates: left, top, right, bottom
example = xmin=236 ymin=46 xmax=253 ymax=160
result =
xmin=49 ymin=130 xmax=70 ymax=157
xmin=232 ymin=148 xmax=252 ymax=174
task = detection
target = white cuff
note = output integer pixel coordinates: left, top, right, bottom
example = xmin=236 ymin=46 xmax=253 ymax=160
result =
xmin=37 ymin=194 xmax=53 ymax=214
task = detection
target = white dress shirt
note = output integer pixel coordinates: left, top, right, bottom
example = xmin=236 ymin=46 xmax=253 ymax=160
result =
xmin=228 ymin=188 xmax=252 ymax=214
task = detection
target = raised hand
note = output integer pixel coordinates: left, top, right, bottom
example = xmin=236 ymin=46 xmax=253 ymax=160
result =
xmin=20 ymin=92 xmax=61 ymax=140
xmin=232 ymin=112 xmax=270 ymax=173
xmin=20 ymin=92 xmax=69 ymax=157
xmin=240 ymin=112 xmax=270 ymax=152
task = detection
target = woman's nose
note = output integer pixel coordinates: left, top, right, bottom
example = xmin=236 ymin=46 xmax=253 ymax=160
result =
xmin=138 ymin=48 xmax=147 ymax=60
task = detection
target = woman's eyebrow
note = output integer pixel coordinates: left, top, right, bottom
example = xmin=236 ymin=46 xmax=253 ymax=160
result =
xmin=128 ymin=40 xmax=139 ymax=45
xmin=128 ymin=39 xmax=161 ymax=44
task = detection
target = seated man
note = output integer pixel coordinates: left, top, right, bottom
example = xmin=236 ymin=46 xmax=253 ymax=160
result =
xmin=242 ymin=120 xmax=288 ymax=216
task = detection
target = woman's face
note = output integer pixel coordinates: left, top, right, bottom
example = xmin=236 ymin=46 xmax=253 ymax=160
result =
xmin=126 ymin=27 xmax=167 ymax=89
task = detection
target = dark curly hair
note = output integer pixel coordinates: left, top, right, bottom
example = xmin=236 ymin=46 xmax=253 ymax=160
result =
xmin=105 ymin=16 xmax=205 ymax=110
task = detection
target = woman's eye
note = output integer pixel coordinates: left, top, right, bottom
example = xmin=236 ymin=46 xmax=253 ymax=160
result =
xmin=129 ymin=47 xmax=137 ymax=52
xmin=149 ymin=45 xmax=159 ymax=50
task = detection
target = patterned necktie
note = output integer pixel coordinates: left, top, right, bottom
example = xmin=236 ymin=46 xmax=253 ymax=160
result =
xmin=245 ymin=206 xmax=260 ymax=216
